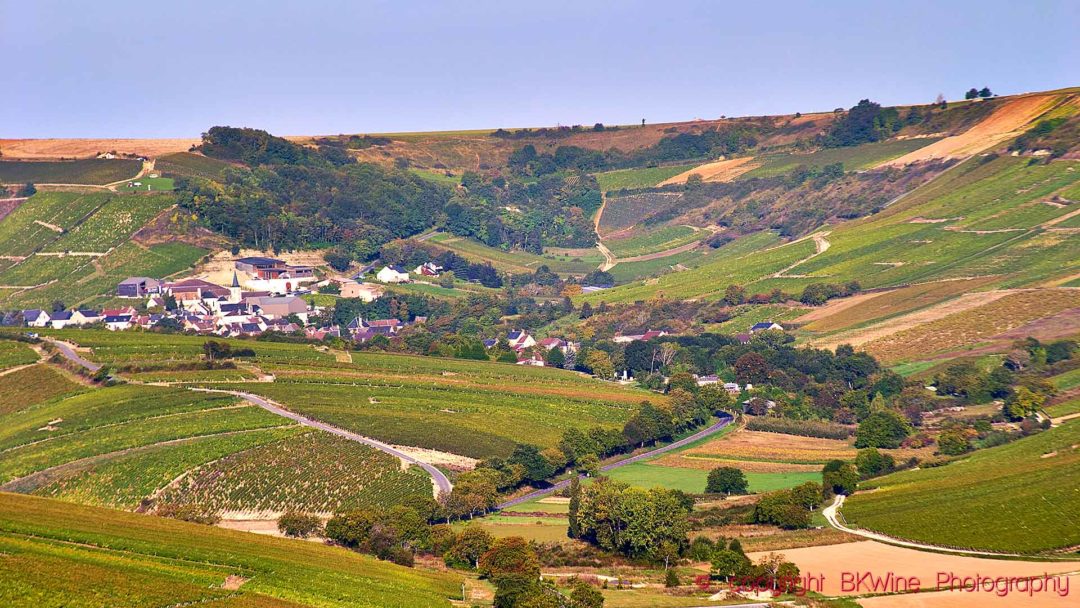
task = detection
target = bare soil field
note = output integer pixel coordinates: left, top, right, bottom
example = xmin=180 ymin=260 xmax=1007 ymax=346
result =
xmin=658 ymin=156 xmax=760 ymax=185
xmin=881 ymin=94 xmax=1061 ymax=166
xmin=858 ymin=575 xmax=1080 ymax=608
xmin=927 ymin=306 xmax=1080 ymax=360
xmin=749 ymin=541 xmax=1080 ymax=598
xmin=800 ymin=277 xmax=1002 ymax=334
xmin=811 ymin=288 xmax=1019 ymax=351
xmin=863 ymin=289 xmax=1080 ymax=362
xmin=0 ymin=138 xmax=200 ymax=159
xmin=673 ymin=430 xmax=857 ymax=463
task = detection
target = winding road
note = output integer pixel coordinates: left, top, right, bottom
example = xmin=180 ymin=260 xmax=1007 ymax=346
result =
xmin=497 ymin=413 xmax=734 ymax=509
xmin=42 ymin=338 xmax=453 ymax=497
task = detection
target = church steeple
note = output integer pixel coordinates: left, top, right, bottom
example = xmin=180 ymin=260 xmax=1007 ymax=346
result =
xmin=229 ymin=271 xmax=242 ymax=303
xmin=231 ymin=271 xmax=240 ymax=288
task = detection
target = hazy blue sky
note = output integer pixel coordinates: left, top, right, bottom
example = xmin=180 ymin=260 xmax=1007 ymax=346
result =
xmin=2 ymin=0 xmax=1077 ymax=138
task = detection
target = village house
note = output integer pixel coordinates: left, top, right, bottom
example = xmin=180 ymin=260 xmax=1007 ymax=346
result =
xmin=696 ymin=374 xmax=720 ymax=386
xmin=48 ymin=311 xmax=74 ymax=329
xmin=536 ymin=337 xmax=578 ymax=355
xmin=70 ymin=309 xmax=102 ymax=326
xmin=104 ymin=314 xmax=133 ymax=331
xmin=248 ymin=295 xmax=308 ymax=319
xmin=22 ymin=309 xmax=51 ymax=328
xmin=516 ymin=354 xmax=546 ymax=367
xmin=507 ymin=330 xmax=536 ymax=352
xmin=413 ymin=262 xmax=442 ymax=277
xmin=613 ymin=329 xmax=668 ymax=344
xmin=376 ymin=265 xmax=411 ymax=284
xmin=117 ymin=277 xmax=160 ymax=298
xmin=336 ymin=279 xmax=383 ymax=302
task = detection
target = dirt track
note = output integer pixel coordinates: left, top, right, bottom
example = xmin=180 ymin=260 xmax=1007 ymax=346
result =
xmin=659 ymin=156 xmax=759 ymax=185
xmin=881 ymin=94 xmax=1061 ymax=166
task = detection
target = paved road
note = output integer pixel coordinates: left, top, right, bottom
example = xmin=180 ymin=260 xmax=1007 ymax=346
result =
xmin=823 ymin=494 xmax=1033 ymax=558
xmin=45 ymin=338 xmax=102 ymax=372
xmin=497 ymin=413 xmax=734 ymax=509
xmin=43 ymin=339 xmax=453 ymax=497
xmin=196 ymin=389 xmax=454 ymax=497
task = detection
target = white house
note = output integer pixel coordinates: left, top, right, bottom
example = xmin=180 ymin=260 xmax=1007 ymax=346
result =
xmin=376 ymin=265 xmax=411 ymax=284
xmin=104 ymin=315 xmax=133 ymax=331
xmin=507 ymin=330 xmax=536 ymax=352
xmin=22 ymin=310 xmax=51 ymax=328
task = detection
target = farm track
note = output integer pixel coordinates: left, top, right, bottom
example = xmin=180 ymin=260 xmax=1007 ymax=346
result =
xmin=42 ymin=338 xmax=454 ymax=497
xmin=496 ymin=413 xmax=734 ymax=509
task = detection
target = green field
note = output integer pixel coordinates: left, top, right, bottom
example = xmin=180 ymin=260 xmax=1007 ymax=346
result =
xmin=594 ymin=164 xmax=698 ymax=191
xmin=603 ymin=461 xmax=820 ymax=494
xmin=116 ymin=176 xmax=175 ymax=191
xmin=0 ymin=493 xmax=459 ymax=607
xmin=843 ymin=420 xmax=1080 ymax=553
xmin=740 ymin=138 xmax=943 ymax=178
xmin=1049 ymin=367 xmax=1080 ymax=391
xmin=603 ymin=225 xmax=702 ymax=258
xmin=40 ymin=193 xmax=174 ymax=252
xmin=0 ymin=159 xmax=141 ymax=184
xmin=155 ymin=152 xmax=232 ymax=179
xmin=0 ymin=340 xmax=38 ymax=369
xmin=0 ymin=191 xmax=112 ymax=256
xmin=1045 ymin=398 xmax=1080 ymax=418
xmin=424 ymin=232 xmax=602 ymax=275
xmin=408 ymin=168 xmax=461 ymax=186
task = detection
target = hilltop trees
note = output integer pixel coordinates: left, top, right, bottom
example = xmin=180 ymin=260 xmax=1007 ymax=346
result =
xmin=823 ymin=99 xmax=902 ymax=147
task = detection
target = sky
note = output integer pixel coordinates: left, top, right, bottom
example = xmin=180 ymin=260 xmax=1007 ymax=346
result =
xmin=1 ymin=0 xmax=1077 ymax=138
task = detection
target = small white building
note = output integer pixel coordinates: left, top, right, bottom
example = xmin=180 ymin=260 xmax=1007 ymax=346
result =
xmin=376 ymin=266 xmax=411 ymax=284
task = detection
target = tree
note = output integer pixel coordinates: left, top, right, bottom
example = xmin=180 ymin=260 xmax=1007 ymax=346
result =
xmin=937 ymin=427 xmax=973 ymax=455
xmin=854 ymin=448 xmax=895 ymax=478
xmin=965 ymin=88 xmax=980 ymax=100
xmin=277 ymin=512 xmax=322 ymax=538
xmin=576 ymin=453 xmax=600 ymax=477
xmin=823 ymin=462 xmax=859 ymax=496
xmin=697 ymin=384 xmax=733 ymax=414
xmin=567 ymin=476 xmax=582 ymax=539
xmin=544 ymin=347 xmax=565 ymax=368
xmin=509 ymin=444 xmax=555 ymax=484
xmin=706 ymin=466 xmax=748 ymax=495
xmin=493 ymin=573 xmax=542 ymax=608
xmin=711 ymin=548 xmax=751 ymax=580
xmin=479 ymin=536 xmax=540 ymax=579
xmin=979 ymin=87 xmax=993 ymax=98
xmin=734 ymin=352 xmax=769 ymax=385
xmin=789 ymin=482 xmax=823 ymax=511
xmin=722 ymin=284 xmax=746 ymax=305
xmin=1004 ymin=386 xmax=1045 ymax=421
xmin=446 ymin=525 xmax=493 ymax=569
xmin=17 ymin=183 xmax=36 ymax=197
xmin=753 ymin=490 xmax=811 ymax=529
xmin=854 ymin=410 xmax=911 ymax=448
xmin=569 ymin=578 xmax=604 ymax=608
xmin=585 ymin=350 xmax=614 ymax=380
xmin=664 ymin=569 xmax=681 ymax=587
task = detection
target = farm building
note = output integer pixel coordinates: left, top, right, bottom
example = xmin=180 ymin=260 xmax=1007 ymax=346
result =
xmin=749 ymin=321 xmax=784 ymax=333
xmin=249 ymin=296 xmax=308 ymax=318
xmin=337 ymin=279 xmax=383 ymax=301
xmin=117 ymin=276 xmax=161 ymax=298
xmin=376 ymin=266 xmax=411 ymax=283
xmin=613 ymin=329 xmax=668 ymax=343
xmin=413 ymin=262 xmax=442 ymax=277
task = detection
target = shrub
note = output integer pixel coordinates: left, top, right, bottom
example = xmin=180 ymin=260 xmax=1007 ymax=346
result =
xmin=277 ymin=512 xmax=323 ymax=538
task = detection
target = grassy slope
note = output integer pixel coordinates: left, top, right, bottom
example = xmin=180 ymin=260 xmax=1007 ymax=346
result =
xmin=424 ymin=232 xmax=602 ymax=275
xmin=740 ymin=138 xmax=943 ymax=178
xmin=594 ymin=164 xmax=699 ymax=191
xmin=0 ymin=492 xmax=458 ymax=607
xmin=843 ymin=420 xmax=1080 ymax=553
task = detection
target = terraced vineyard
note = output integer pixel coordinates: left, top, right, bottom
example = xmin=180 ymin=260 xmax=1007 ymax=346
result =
xmin=0 ymin=191 xmax=205 ymax=307
xmin=603 ymin=224 xmax=702 ymax=257
xmin=583 ymin=156 xmax=1080 ymax=304
xmin=155 ymin=151 xmax=233 ymax=179
xmin=0 ymin=493 xmax=460 ymax=607
xmin=843 ymin=420 xmax=1080 ymax=554
xmin=0 ymin=385 xmax=289 ymax=485
xmin=159 ymin=432 xmax=432 ymax=514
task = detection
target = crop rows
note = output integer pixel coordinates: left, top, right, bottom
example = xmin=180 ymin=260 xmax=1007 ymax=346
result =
xmin=0 ymin=493 xmax=460 ymax=607
xmin=0 ymin=192 xmax=110 ymax=256
xmin=844 ymin=420 xmax=1080 ymax=553
xmin=159 ymin=432 xmax=432 ymax=514
xmin=0 ymin=364 xmax=83 ymax=416
xmin=603 ymin=224 xmax=701 ymax=257
xmin=0 ymin=159 xmax=141 ymax=185
xmin=41 ymin=194 xmax=174 ymax=252
xmin=0 ymin=340 xmax=39 ymax=369
xmin=33 ymin=427 xmax=303 ymax=510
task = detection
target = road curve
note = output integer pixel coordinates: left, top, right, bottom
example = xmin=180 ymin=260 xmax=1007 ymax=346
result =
xmin=195 ymin=389 xmax=454 ymax=497
xmin=44 ymin=338 xmax=102 ymax=372
xmin=497 ymin=413 xmax=734 ymax=509
xmin=823 ymin=494 xmax=1034 ymax=558
xmin=41 ymin=338 xmax=453 ymax=497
